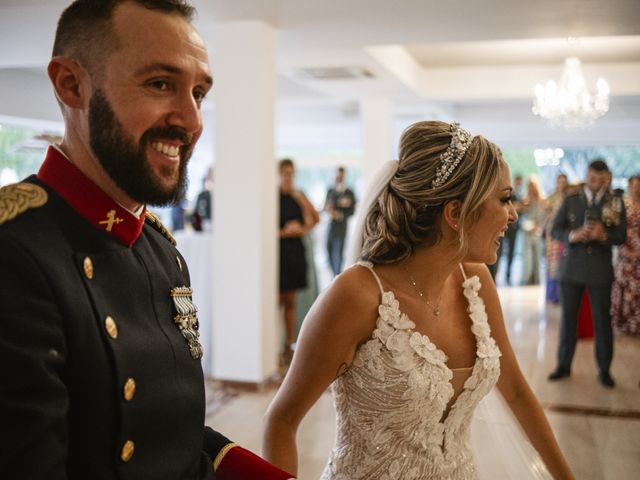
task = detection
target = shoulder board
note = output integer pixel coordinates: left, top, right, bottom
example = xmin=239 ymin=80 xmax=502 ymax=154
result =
xmin=566 ymin=190 xmax=581 ymax=198
xmin=0 ymin=182 xmax=48 ymax=226
xmin=145 ymin=210 xmax=177 ymax=246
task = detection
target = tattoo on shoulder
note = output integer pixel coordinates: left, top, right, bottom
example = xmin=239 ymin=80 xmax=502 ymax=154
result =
xmin=334 ymin=362 xmax=349 ymax=380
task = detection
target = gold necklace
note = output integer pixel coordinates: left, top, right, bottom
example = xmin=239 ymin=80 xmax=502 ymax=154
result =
xmin=406 ymin=272 xmax=442 ymax=317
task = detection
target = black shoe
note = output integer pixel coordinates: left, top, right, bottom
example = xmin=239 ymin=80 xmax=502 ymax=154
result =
xmin=598 ymin=372 xmax=615 ymax=388
xmin=548 ymin=368 xmax=570 ymax=381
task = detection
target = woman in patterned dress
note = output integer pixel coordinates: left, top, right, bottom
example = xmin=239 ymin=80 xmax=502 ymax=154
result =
xmin=263 ymin=121 xmax=572 ymax=479
xmin=611 ymin=175 xmax=640 ymax=334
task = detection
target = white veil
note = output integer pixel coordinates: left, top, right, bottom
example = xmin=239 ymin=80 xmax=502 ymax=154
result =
xmin=345 ymin=160 xmax=399 ymax=266
xmin=472 ymin=389 xmax=553 ymax=479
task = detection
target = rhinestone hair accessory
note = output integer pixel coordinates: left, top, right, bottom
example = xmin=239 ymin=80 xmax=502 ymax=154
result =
xmin=432 ymin=122 xmax=474 ymax=188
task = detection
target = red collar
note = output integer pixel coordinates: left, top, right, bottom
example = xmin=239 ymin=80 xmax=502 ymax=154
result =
xmin=37 ymin=146 xmax=146 ymax=247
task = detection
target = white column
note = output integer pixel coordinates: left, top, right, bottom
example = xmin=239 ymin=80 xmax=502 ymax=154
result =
xmin=211 ymin=21 xmax=278 ymax=383
xmin=361 ymin=98 xmax=394 ymax=189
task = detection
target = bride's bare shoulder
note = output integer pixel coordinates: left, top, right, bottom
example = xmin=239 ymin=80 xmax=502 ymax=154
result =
xmin=460 ymin=262 xmax=493 ymax=284
xmin=306 ymin=262 xmax=382 ymax=338
xmin=327 ymin=262 xmax=382 ymax=304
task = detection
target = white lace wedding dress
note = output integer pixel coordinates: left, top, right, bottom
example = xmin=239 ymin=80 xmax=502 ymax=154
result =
xmin=321 ymin=261 xmax=551 ymax=480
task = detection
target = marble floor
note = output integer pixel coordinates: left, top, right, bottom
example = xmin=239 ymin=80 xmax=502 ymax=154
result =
xmin=205 ymin=284 xmax=640 ymax=480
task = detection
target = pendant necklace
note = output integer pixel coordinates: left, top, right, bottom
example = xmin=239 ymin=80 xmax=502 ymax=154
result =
xmin=406 ymin=271 xmax=442 ymax=317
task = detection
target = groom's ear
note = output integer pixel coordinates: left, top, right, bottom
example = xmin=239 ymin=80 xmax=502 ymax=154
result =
xmin=442 ymin=200 xmax=461 ymax=230
xmin=48 ymin=56 xmax=92 ymax=110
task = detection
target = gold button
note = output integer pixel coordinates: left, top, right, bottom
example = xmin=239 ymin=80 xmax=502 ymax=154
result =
xmin=83 ymin=257 xmax=94 ymax=279
xmin=123 ymin=378 xmax=136 ymax=401
xmin=120 ymin=440 xmax=135 ymax=462
xmin=176 ymin=256 xmax=183 ymax=271
xmin=105 ymin=316 xmax=118 ymax=339
xmin=587 ymin=247 xmax=593 ymax=254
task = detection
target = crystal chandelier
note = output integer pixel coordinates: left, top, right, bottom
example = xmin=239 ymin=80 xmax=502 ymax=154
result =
xmin=532 ymin=57 xmax=610 ymax=130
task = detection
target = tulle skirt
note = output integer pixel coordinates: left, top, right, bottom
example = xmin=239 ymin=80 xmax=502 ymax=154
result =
xmin=471 ymin=389 xmax=553 ymax=479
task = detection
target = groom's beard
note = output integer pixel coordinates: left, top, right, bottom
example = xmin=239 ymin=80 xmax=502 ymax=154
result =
xmin=88 ymin=89 xmax=194 ymax=206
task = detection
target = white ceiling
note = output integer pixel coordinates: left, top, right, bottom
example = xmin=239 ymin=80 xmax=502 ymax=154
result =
xmin=407 ymin=37 xmax=640 ymax=67
xmin=1 ymin=0 xmax=639 ymax=147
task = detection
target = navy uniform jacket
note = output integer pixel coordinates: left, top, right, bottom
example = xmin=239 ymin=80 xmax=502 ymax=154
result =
xmin=0 ymin=148 xmax=293 ymax=480
xmin=551 ymin=187 xmax=627 ymax=286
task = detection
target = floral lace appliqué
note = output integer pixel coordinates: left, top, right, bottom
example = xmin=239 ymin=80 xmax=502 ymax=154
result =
xmin=322 ymin=268 xmax=501 ymax=480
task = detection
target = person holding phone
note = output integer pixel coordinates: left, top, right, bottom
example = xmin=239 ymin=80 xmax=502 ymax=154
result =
xmin=549 ymin=159 xmax=626 ymax=387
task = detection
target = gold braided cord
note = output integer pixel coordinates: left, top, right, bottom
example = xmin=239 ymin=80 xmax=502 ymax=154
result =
xmin=0 ymin=183 xmax=48 ymax=225
xmin=145 ymin=210 xmax=177 ymax=246
xmin=212 ymin=442 xmax=238 ymax=471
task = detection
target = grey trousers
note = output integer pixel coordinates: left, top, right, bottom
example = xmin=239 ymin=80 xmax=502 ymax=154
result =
xmin=557 ymin=281 xmax=613 ymax=374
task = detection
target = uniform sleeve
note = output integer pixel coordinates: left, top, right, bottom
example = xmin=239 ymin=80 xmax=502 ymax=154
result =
xmin=203 ymin=428 xmax=295 ymax=479
xmin=324 ymin=188 xmax=333 ymax=210
xmin=0 ymin=234 xmax=69 ymax=479
xmin=343 ymin=190 xmax=356 ymax=219
xmin=551 ymin=196 xmax=571 ymax=244
xmin=605 ymin=200 xmax=627 ymax=245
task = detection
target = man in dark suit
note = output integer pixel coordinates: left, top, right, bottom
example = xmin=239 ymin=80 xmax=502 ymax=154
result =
xmin=548 ymin=159 xmax=626 ymax=387
xmin=0 ymin=1 xmax=293 ymax=479
xmin=325 ymin=166 xmax=356 ymax=275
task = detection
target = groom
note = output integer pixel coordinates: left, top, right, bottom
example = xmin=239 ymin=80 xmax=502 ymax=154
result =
xmin=0 ymin=1 xmax=293 ymax=478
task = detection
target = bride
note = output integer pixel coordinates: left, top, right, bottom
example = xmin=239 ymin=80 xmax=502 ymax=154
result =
xmin=262 ymin=121 xmax=573 ymax=479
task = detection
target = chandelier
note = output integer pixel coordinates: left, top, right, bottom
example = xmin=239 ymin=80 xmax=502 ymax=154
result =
xmin=532 ymin=57 xmax=610 ymax=130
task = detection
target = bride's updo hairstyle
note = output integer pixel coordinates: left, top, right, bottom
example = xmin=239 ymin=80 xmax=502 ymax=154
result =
xmin=360 ymin=120 xmax=504 ymax=264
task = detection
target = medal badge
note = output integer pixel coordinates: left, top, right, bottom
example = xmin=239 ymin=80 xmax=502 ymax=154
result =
xmin=170 ymin=287 xmax=203 ymax=359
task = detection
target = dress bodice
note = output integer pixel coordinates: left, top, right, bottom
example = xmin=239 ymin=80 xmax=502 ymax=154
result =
xmin=321 ymin=262 xmax=502 ymax=480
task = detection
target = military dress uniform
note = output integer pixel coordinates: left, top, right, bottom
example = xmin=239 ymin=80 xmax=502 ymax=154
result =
xmin=0 ymin=147 xmax=293 ymax=480
xmin=551 ymin=187 xmax=626 ymax=378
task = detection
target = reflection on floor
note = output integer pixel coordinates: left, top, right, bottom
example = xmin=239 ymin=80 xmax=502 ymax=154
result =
xmin=205 ymin=285 xmax=640 ymax=480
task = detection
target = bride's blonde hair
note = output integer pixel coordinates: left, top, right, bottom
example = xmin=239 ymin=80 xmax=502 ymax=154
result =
xmin=360 ymin=120 xmax=504 ymax=264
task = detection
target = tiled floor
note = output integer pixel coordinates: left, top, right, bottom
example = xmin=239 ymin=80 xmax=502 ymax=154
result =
xmin=205 ymin=284 xmax=640 ymax=479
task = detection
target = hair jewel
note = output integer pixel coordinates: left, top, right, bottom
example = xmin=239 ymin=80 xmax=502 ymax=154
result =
xmin=432 ymin=122 xmax=474 ymax=188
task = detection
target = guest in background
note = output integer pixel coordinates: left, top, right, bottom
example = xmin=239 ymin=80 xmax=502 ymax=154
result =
xmin=611 ymin=175 xmax=640 ymax=335
xmin=295 ymin=230 xmax=320 ymax=344
xmin=171 ymin=199 xmax=186 ymax=232
xmin=520 ymin=176 xmax=543 ymax=285
xmin=279 ymin=159 xmax=319 ymax=364
xmin=549 ymin=159 xmax=627 ymax=387
xmin=542 ymin=173 xmax=569 ymax=302
xmin=324 ymin=166 xmax=356 ymax=276
xmin=490 ymin=174 xmax=523 ymax=283
xmin=191 ymin=166 xmax=213 ymax=231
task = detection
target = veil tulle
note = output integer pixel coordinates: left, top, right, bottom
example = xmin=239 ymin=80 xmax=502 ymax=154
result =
xmin=472 ymin=389 xmax=553 ymax=479
xmin=345 ymin=159 xmax=554 ymax=480
xmin=345 ymin=160 xmax=399 ymax=266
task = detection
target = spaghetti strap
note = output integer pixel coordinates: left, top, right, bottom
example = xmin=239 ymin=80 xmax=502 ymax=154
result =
xmin=458 ymin=263 xmax=468 ymax=280
xmin=357 ymin=261 xmax=385 ymax=295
